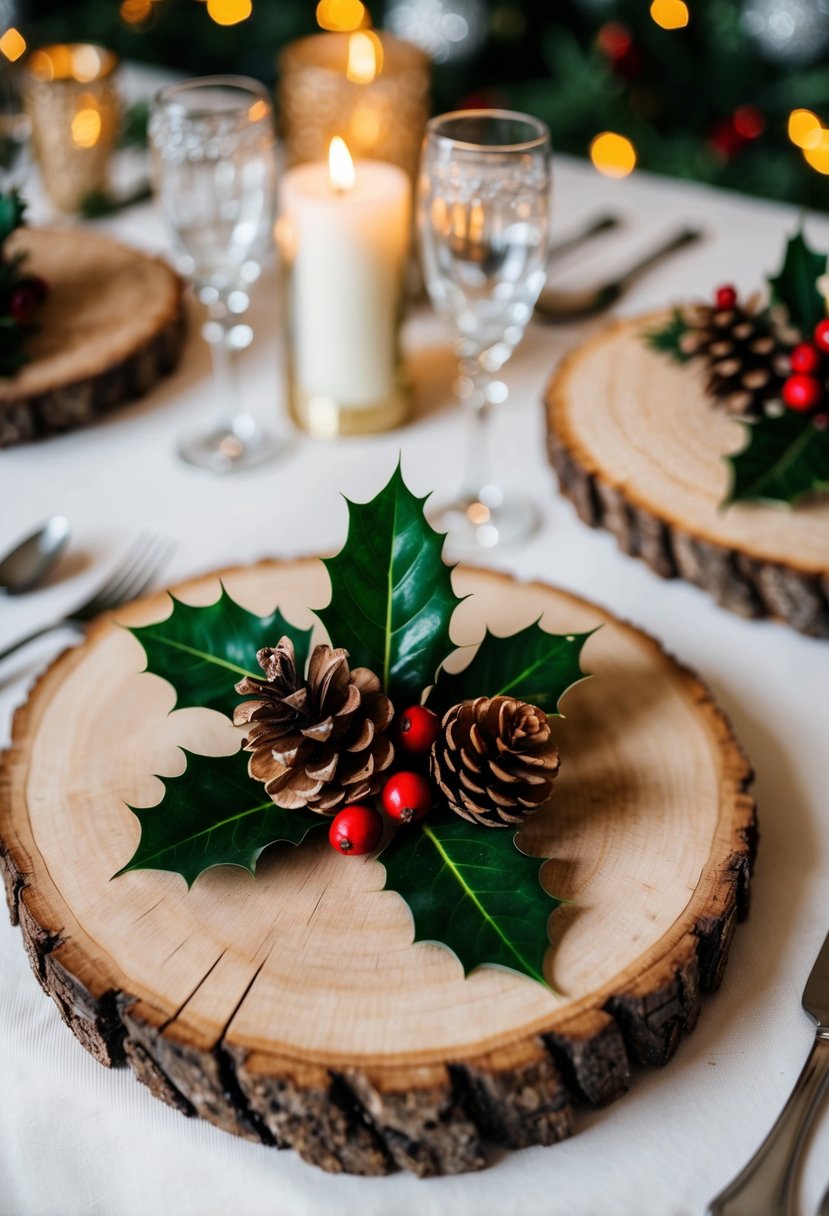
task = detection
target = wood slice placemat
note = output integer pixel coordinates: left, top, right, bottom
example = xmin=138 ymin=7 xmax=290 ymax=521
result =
xmin=546 ymin=315 xmax=829 ymax=637
xmin=0 ymin=559 xmax=756 ymax=1176
xmin=0 ymin=227 xmax=185 ymax=446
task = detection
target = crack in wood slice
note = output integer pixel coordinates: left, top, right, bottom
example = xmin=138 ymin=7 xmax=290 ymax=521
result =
xmin=0 ymin=565 xmax=758 ymax=1176
xmin=545 ymin=318 xmax=829 ymax=637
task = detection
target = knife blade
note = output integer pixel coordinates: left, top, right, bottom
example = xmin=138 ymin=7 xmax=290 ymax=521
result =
xmin=707 ymin=929 xmax=829 ymax=1216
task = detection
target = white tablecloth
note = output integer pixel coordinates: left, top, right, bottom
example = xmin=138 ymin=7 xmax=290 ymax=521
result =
xmin=2 ymin=154 xmax=829 ymax=1216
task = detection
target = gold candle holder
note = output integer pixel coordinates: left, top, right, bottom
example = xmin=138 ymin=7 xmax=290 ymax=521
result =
xmin=278 ymin=31 xmax=430 ymax=182
xmin=23 ymin=44 xmax=120 ymax=213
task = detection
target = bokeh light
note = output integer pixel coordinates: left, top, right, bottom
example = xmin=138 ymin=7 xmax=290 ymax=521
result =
xmin=206 ymin=0 xmax=253 ymax=26
xmin=0 ymin=27 xmax=26 ymax=61
xmin=650 ymin=0 xmax=689 ymax=30
xmin=590 ymin=131 xmax=637 ymax=178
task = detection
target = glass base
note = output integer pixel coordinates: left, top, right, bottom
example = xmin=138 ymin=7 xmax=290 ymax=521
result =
xmin=429 ymin=486 xmax=540 ymax=560
xmin=177 ymin=417 xmax=290 ymax=474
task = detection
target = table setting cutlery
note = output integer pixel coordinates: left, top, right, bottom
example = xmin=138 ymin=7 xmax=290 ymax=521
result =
xmin=707 ymin=928 xmax=829 ymax=1216
xmin=0 ymin=532 xmax=173 ymax=665
xmin=0 ymin=515 xmax=70 ymax=595
xmin=546 ymin=212 xmax=622 ymax=265
xmin=535 ymin=225 xmax=703 ymax=322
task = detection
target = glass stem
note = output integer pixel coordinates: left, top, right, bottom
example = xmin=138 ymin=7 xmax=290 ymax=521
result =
xmin=457 ymin=349 xmax=495 ymax=502
xmin=202 ymin=297 xmax=251 ymax=438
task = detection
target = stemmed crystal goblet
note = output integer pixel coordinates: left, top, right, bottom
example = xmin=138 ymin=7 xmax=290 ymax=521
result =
xmin=418 ymin=110 xmax=551 ymax=554
xmin=150 ymin=76 xmax=286 ymax=473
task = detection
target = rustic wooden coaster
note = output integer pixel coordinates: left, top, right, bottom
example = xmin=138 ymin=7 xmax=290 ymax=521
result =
xmin=0 ymin=559 xmax=756 ymax=1176
xmin=546 ymin=315 xmax=829 ymax=637
xmin=0 ymin=227 xmax=185 ymax=446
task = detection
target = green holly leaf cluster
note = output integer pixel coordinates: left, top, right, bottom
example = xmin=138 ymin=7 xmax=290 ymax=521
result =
xmin=0 ymin=189 xmax=35 ymax=379
xmin=118 ymin=464 xmax=593 ymax=987
xmin=645 ymin=229 xmax=829 ymax=508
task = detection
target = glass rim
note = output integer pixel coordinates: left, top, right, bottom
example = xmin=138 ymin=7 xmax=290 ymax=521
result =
xmin=424 ymin=109 xmax=550 ymax=154
xmin=154 ymin=74 xmax=271 ymax=117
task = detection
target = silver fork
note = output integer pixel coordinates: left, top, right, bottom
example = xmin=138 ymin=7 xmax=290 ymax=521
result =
xmin=0 ymin=533 xmax=174 ymax=663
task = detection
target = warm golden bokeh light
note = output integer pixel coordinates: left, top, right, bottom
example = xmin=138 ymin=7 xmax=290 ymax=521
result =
xmin=650 ymin=0 xmax=690 ymax=30
xmin=206 ymin=0 xmax=253 ymax=26
xmin=329 ymin=136 xmax=356 ymax=192
xmin=788 ymin=108 xmax=822 ymax=150
xmin=803 ymin=130 xmax=829 ymax=175
xmin=0 ymin=27 xmax=26 ymax=62
xmin=316 ymin=0 xmax=368 ymax=32
xmin=120 ymin=0 xmax=152 ymax=24
xmin=71 ymin=44 xmax=104 ymax=81
xmin=71 ymin=106 xmax=102 ymax=149
xmin=346 ymin=30 xmax=382 ymax=83
xmin=590 ymin=131 xmax=637 ymax=178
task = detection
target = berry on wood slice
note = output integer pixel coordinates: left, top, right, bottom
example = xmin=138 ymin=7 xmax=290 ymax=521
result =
xmin=382 ymin=771 xmax=432 ymax=824
xmin=397 ymin=705 xmax=440 ymax=755
xmin=328 ymin=804 xmax=384 ymax=855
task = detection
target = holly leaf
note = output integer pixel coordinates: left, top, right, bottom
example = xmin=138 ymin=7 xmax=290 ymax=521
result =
xmin=380 ymin=811 xmax=561 ymax=987
xmin=726 ymin=413 xmax=829 ymax=505
xmin=319 ymin=462 xmax=463 ymax=703
xmin=768 ymin=230 xmax=827 ymax=337
xmin=644 ymin=308 xmax=693 ymax=364
xmin=0 ymin=189 xmax=25 ymax=247
xmin=429 ymin=622 xmax=594 ymax=716
xmin=114 ymin=749 xmax=325 ymax=886
xmin=129 ymin=587 xmax=313 ymax=719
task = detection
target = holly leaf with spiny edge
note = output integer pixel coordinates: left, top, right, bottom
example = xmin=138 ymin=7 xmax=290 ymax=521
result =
xmin=725 ymin=412 xmax=829 ymax=505
xmin=380 ymin=808 xmax=561 ymax=988
xmin=318 ymin=462 xmax=464 ymax=704
xmin=768 ymin=229 xmax=827 ymax=338
xmin=644 ymin=308 xmax=693 ymax=364
xmin=0 ymin=189 xmax=25 ymax=248
xmin=129 ymin=587 xmax=313 ymax=720
xmin=429 ymin=621 xmax=595 ymax=717
xmin=114 ymin=749 xmax=326 ymax=886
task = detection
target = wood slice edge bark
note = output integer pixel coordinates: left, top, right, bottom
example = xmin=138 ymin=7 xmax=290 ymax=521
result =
xmin=0 ymin=569 xmax=757 ymax=1177
xmin=0 ymin=282 xmax=187 ymax=448
xmin=545 ymin=325 xmax=829 ymax=638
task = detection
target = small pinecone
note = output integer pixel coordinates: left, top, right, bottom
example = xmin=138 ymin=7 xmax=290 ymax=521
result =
xmin=430 ymin=696 xmax=560 ymax=828
xmin=234 ymin=637 xmax=394 ymax=814
xmin=680 ymin=299 xmax=792 ymax=419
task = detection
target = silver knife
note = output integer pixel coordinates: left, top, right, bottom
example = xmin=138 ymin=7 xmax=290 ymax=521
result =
xmin=707 ymin=929 xmax=829 ymax=1216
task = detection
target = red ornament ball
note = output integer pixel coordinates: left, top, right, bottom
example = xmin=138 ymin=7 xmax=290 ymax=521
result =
xmin=8 ymin=285 xmax=38 ymax=325
xmin=813 ymin=318 xmax=829 ymax=355
xmin=790 ymin=343 xmax=822 ymax=375
xmin=715 ymin=285 xmax=738 ymax=311
xmin=397 ymin=705 xmax=440 ymax=755
xmin=328 ymin=804 xmax=383 ymax=856
xmin=782 ymin=374 xmax=823 ymax=412
xmin=382 ymin=771 xmax=432 ymax=824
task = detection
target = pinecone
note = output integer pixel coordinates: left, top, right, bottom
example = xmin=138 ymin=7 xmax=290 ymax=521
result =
xmin=430 ymin=696 xmax=560 ymax=828
xmin=233 ymin=638 xmax=395 ymax=814
xmin=680 ymin=298 xmax=792 ymax=419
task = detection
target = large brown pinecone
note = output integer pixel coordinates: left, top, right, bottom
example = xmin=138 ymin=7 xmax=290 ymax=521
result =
xmin=233 ymin=637 xmax=395 ymax=813
xmin=430 ymin=696 xmax=560 ymax=828
xmin=680 ymin=299 xmax=792 ymax=419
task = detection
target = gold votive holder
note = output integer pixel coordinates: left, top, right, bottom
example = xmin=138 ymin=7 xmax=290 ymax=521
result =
xmin=23 ymin=44 xmax=120 ymax=213
xmin=278 ymin=31 xmax=430 ymax=183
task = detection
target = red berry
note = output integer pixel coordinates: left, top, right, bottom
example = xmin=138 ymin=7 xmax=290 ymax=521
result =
xmin=8 ymin=285 xmax=37 ymax=325
xmin=814 ymin=318 xmax=829 ymax=355
xmin=21 ymin=275 xmax=49 ymax=305
xmin=782 ymin=373 xmax=823 ymax=412
xmin=790 ymin=343 xmax=822 ymax=375
xmin=328 ymin=804 xmax=383 ymax=856
xmin=397 ymin=705 xmax=440 ymax=755
xmin=382 ymin=771 xmax=432 ymax=824
xmin=715 ymin=285 xmax=738 ymax=311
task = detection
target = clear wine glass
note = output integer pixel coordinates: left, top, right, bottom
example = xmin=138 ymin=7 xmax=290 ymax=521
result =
xmin=418 ymin=110 xmax=551 ymax=555
xmin=150 ymin=76 xmax=287 ymax=473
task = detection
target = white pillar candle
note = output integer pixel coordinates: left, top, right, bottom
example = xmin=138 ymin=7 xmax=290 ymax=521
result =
xmin=279 ymin=139 xmax=410 ymax=414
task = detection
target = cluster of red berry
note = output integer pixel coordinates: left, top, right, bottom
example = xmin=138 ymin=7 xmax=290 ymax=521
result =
xmin=328 ymin=705 xmax=440 ymax=856
xmin=4 ymin=273 xmax=49 ymax=326
xmin=782 ymin=320 xmax=829 ymax=417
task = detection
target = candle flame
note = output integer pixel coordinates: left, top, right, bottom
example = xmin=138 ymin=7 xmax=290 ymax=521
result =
xmin=346 ymin=30 xmax=382 ymax=83
xmin=329 ymin=136 xmax=356 ymax=193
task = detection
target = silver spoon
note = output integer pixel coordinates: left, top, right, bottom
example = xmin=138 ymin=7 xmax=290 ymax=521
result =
xmin=535 ymin=226 xmax=703 ymax=323
xmin=0 ymin=516 xmax=70 ymax=595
